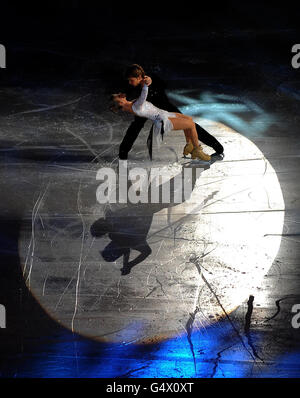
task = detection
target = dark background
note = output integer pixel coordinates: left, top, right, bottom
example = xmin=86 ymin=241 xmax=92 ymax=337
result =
xmin=1 ymin=1 xmax=300 ymax=89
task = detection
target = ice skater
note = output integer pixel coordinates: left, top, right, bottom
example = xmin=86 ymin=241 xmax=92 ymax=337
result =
xmin=117 ymin=64 xmax=224 ymax=160
xmin=111 ymin=78 xmax=211 ymax=161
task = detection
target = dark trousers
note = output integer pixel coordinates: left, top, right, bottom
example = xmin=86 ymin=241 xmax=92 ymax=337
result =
xmin=119 ymin=104 xmax=224 ymax=159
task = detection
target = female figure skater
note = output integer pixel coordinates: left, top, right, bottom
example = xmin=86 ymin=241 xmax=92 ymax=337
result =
xmin=111 ymin=79 xmax=211 ymax=161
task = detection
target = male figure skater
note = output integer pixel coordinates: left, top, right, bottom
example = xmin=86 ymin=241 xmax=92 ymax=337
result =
xmin=118 ymin=64 xmax=224 ymax=160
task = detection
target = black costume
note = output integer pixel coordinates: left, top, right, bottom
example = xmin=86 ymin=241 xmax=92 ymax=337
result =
xmin=119 ymin=74 xmax=224 ymax=160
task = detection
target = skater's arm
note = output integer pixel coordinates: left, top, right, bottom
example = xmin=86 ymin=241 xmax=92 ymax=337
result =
xmin=132 ymin=83 xmax=149 ymax=109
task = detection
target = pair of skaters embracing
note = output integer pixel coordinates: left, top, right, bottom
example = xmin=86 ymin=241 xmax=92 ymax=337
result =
xmin=111 ymin=64 xmax=224 ymax=162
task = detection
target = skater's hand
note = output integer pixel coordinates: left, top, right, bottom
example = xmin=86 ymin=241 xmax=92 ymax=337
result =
xmin=143 ymin=76 xmax=152 ymax=86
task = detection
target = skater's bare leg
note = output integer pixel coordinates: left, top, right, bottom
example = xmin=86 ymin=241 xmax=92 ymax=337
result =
xmin=173 ymin=113 xmax=193 ymax=121
xmin=169 ymin=116 xmax=199 ymax=147
xmin=184 ymin=129 xmax=191 ymax=143
xmin=169 ymin=115 xmax=211 ymax=161
xmin=171 ymin=114 xmax=197 ymax=151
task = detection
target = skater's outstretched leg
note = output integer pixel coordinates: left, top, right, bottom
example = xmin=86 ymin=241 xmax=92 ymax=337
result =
xmin=176 ymin=114 xmax=195 ymax=156
xmin=172 ymin=113 xmax=223 ymax=156
xmin=195 ymin=123 xmax=224 ymax=155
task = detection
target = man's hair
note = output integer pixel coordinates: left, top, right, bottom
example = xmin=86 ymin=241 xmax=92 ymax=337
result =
xmin=125 ymin=64 xmax=145 ymax=79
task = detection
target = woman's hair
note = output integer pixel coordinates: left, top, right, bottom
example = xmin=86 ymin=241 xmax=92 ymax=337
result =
xmin=110 ymin=93 xmax=122 ymax=113
xmin=125 ymin=64 xmax=145 ymax=79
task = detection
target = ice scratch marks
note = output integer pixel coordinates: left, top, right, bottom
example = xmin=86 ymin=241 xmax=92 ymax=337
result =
xmin=9 ymin=95 xmax=91 ymax=116
xmin=185 ymin=306 xmax=200 ymax=374
xmin=71 ymin=179 xmax=86 ymax=333
xmin=189 ymin=256 xmax=259 ymax=365
xmin=54 ymin=269 xmax=78 ymax=311
xmin=261 ymin=156 xmax=272 ymax=210
xmin=202 ymin=184 xmax=259 ymax=211
xmin=117 ymin=365 xmax=150 ymax=378
xmin=263 ymin=294 xmax=300 ymax=323
xmin=116 ymin=276 xmax=122 ymax=299
xmin=210 ymin=344 xmax=236 ymax=378
xmin=155 ymin=239 xmax=164 ymax=260
xmin=42 ymin=272 xmax=49 ymax=296
xmin=89 ymin=286 xmax=110 ymax=312
xmin=47 ymin=164 xmax=98 ymax=174
xmin=68 ymin=152 xmax=99 ymax=330
xmin=267 ymin=298 xmax=283 ymax=322
xmin=23 ymin=182 xmax=50 ymax=288
xmin=244 ymin=295 xmax=263 ymax=361
xmin=39 ymin=215 xmax=46 ymax=238
xmin=154 ymin=276 xmax=167 ymax=297
xmin=56 ymin=139 xmax=104 ymax=327
xmin=183 ymin=252 xmax=206 ymax=373
xmin=64 ymin=126 xmax=99 ymax=158
xmin=83 ymin=110 xmax=114 ymax=144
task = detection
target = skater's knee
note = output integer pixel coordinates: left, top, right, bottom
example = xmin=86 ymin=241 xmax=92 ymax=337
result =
xmin=183 ymin=114 xmax=193 ymax=122
xmin=186 ymin=118 xmax=195 ymax=127
xmin=141 ymin=244 xmax=152 ymax=256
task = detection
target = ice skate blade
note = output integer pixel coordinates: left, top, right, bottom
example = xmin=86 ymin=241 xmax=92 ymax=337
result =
xmin=182 ymin=156 xmax=209 ymax=163
xmin=210 ymin=153 xmax=225 ymax=163
xmin=190 ymin=159 xmax=211 ymax=164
